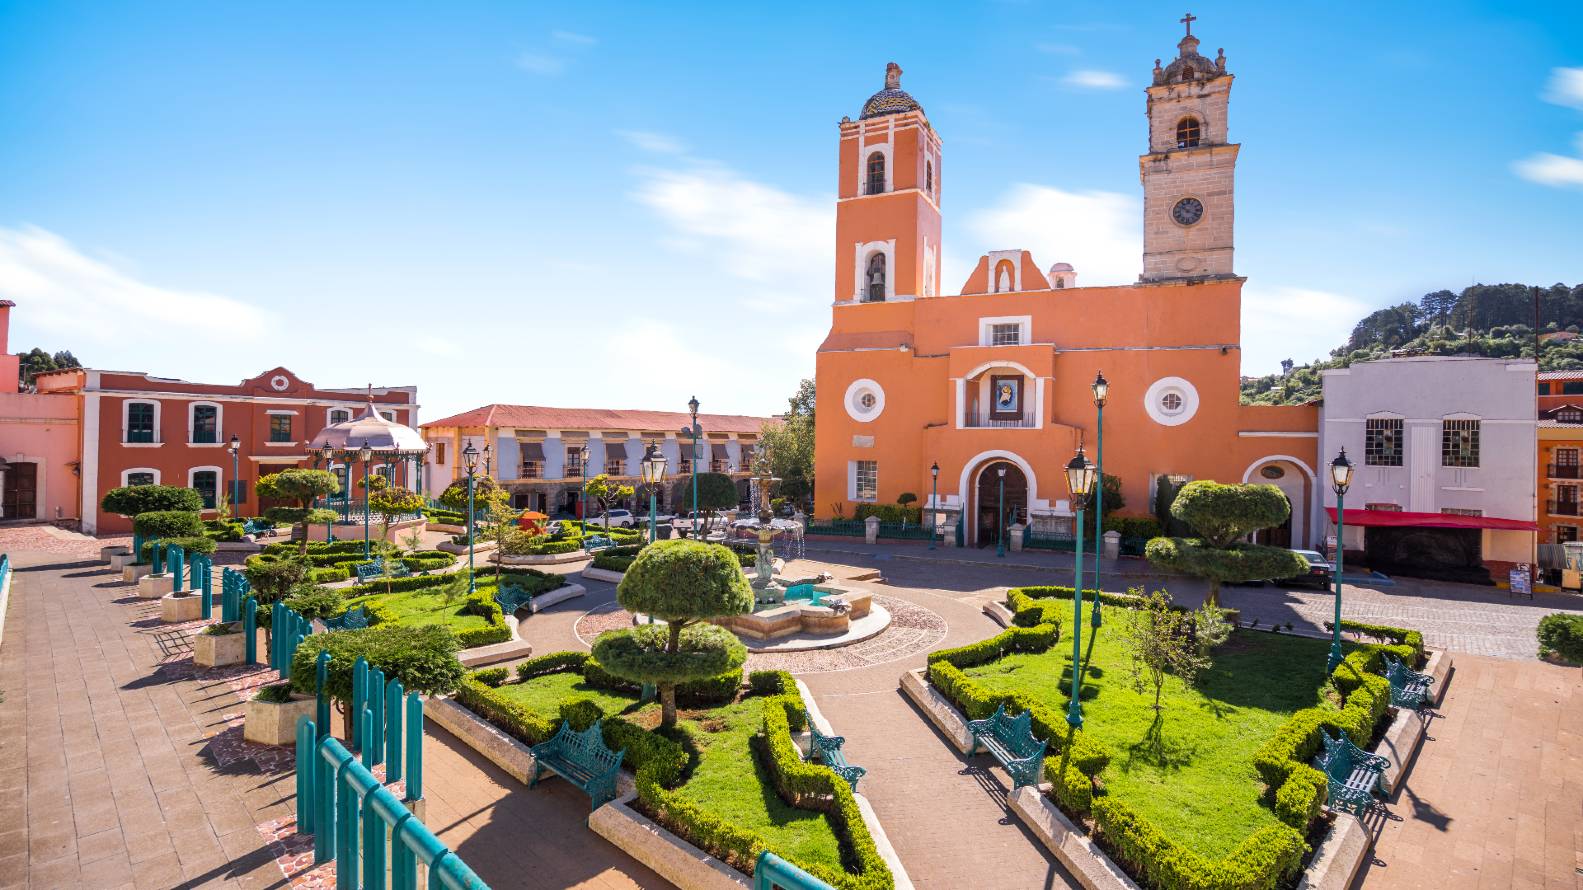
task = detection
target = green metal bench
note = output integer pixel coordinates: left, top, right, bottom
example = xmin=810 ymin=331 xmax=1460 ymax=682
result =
xmin=1383 ymin=653 xmax=1433 ymax=710
xmin=387 ymin=560 xmax=412 ymax=579
xmin=530 ymin=719 xmax=625 ymax=810
xmin=241 ymin=519 xmax=275 ymax=538
xmin=322 ymin=606 xmax=370 ymax=631
xmin=967 ymin=703 xmax=1047 ymax=789
xmin=354 ymin=559 xmax=385 ymax=583
xmin=804 ymin=725 xmax=865 ymax=791
xmin=494 ymin=584 xmax=535 ymax=616
xmin=1314 ymin=728 xmax=1389 ymax=816
xmin=583 ymin=535 xmax=615 ymax=553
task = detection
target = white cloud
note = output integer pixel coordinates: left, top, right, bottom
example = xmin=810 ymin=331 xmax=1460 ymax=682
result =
xmin=551 ymin=30 xmax=597 ymax=46
xmin=1241 ymin=286 xmax=1370 ymax=374
xmin=618 ymin=130 xmax=687 ymax=154
xmin=0 ymin=225 xmax=275 ymax=345
xmin=1514 ymin=150 xmax=1583 ymax=188
xmin=962 ymin=184 xmax=1141 ymax=286
xmin=516 ymin=53 xmax=565 ymax=76
xmin=1062 ymin=69 xmax=1126 ymax=90
xmin=1543 ymin=67 xmax=1583 ymax=110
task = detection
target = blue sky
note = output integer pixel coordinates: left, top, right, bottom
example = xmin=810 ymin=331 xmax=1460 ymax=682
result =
xmin=1 ymin=1 xmax=1578 ymax=422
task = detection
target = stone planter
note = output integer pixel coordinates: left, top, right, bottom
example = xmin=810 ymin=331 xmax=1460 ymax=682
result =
xmin=137 ymin=572 xmax=175 ymax=599
xmin=160 ymin=591 xmax=204 ymax=623
xmin=194 ymin=625 xmax=246 ymax=667
xmin=100 ymin=545 xmax=131 ymax=565
xmin=244 ymin=692 xmax=317 ymax=746
xmin=122 ymin=562 xmax=154 ymax=583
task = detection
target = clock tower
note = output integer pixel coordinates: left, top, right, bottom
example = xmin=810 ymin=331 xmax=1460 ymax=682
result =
xmin=1140 ymin=14 xmax=1238 ymax=282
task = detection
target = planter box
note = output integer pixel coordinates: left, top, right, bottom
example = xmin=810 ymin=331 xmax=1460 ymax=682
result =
xmin=493 ymin=550 xmax=590 ymax=566
xmin=193 ymin=625 xmax=246 ymax=666
xmin=100 ymin=545 xmax=130 ymax=564
xmin=108 ymin=551 xmax=136 ymax=570
xmin=122 ymin=562 xmax=154 ymax=583
xmin=160 ymin=592 xmax=204 ymax=623
xmin=581 ymin=566 xmax=626 ymax=584
xmin=438 ymin=539 xmax=497 ymax=555
xmin=244 ymin=693 xmax=317 ymax=746
xmin=137 ymin=572 xmax=175 ymax=599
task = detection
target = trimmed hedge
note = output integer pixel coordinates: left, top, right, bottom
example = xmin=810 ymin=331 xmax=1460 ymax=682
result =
xmin=1538 ymin=612 xmax=1583 ymax=662
xmin=470 ymin=666 xmax=509 ymax=687
xmin=1008 ymin=586 xmax=1240 ymax=628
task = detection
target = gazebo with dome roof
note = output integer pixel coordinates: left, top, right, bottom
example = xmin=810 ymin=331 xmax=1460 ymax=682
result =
xmin=308 ymin=393 xmax=430 ymax=519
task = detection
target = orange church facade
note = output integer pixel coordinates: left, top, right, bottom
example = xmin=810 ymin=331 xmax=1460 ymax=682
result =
xmin=813 ymin=26 xmax=1322 ymax=548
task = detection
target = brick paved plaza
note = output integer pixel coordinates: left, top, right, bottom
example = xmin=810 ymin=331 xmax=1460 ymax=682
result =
xmin=1 ymin=528 xmax=1579 ymax=889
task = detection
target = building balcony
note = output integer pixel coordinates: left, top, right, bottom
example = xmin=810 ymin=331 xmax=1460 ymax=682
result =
xmin=1547 ymin=500 xmax=1580 ymax=517
xmin=1548 ymin=464 xmax=1581 ymax=479
xmin=962 ymin=410 xmax=1039 ymax=429
xmin=519 ymin=461 xmax=543 ymax=480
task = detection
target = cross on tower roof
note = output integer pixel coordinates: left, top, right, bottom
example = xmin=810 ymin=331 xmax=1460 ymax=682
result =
xmin=1180 ymin=11 xmax=1196 ymax=36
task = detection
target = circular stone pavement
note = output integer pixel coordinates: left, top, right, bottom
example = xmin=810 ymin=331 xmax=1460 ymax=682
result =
xmin=573 ymin=593 xmax=948 ymax=674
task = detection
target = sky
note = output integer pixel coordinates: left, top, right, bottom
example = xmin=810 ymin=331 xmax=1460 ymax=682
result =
xmin=1 ymin=1 xmax=1579 ymax=422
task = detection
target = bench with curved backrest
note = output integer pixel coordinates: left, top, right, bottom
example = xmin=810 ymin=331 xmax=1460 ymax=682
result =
xmin=494 ymin=584 xmax=535 ymax=617
xmin=387 ymin=559 xmax=412 ymax=579
xmin=583 ymin=535 xmax=615 ymax=553
xmin=805 ymin=725 xmax=865 ymax=791
xmin=354 ymin=559 xmax=385 ymax=583
xmin=530 ymin=719 xmax=625 ymax=810
xmin=322 ymin=606 xmax=370 ymax=631
xmin=1313 ymin=728 xmax=1390 ymax=816
xmin=1382 ymin=653 xmax=1433 ymax=710
xmin=241 ymin=519 xmax=275 ymax=538
xmin=967 ymin=703 xmax=1047 ymax=789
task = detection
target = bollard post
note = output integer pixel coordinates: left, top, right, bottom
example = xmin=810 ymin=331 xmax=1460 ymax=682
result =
xmin=367 ymin=666 xmax=385 ymax=766
xmin=315 ymin=651 xmax=331 ymax=741
xmin=295 ymin=717 xmax=316 ymax=834
xmin=385 ymin=678 xmax=403 ymax=783
xmin=404 ymin=693 xmax=423 ymax=801
xmin=351 ymin=657 xmax=368 ymax=748
xmin=269 ymin=603 xmax=282 ymax=669
xmin=288 ymin=629 xmax=305 ymax=683
xmin=170 ymin=546 xmax=185 ymax=593
xmin=360 ymin=709 xmax=375 ymax=770
xmin=152 ymin=541 xmax=165 ymax=575
xmin=200 ymin=558 xmax=213 ymax=620
xmin=243 ymin=598 xmax=258 ymax=664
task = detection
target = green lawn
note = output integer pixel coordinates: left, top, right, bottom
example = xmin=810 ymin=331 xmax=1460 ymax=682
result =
xmin=962 ymin=624 xmax=1345 ymax=859
xmin=497 ymin=672 xmax=847 ymax=871
xmin=343 ymin=585 xmax=493 ymax=635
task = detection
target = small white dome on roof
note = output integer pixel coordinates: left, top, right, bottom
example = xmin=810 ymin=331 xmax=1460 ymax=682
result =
xmin=308 ymin=398 xmax=425 ymax=455
xmin=1048 ymin=262 xmax=1077 ymax=289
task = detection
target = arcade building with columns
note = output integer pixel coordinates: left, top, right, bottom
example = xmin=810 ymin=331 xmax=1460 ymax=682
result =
xmin=813 ymin=20 xmax=1322 ymax=547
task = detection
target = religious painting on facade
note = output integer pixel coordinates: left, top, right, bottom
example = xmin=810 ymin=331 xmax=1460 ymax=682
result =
xmin=990 ymin=375 xmax=1022 ymax=420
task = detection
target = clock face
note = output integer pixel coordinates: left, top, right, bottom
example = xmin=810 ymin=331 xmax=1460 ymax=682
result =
xmin=1172 ymin=197 xmax=1204 ymax=226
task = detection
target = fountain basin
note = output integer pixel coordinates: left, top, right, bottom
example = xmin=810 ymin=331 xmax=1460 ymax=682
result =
xmin=714 ymin=587 xmax=873 ymax=641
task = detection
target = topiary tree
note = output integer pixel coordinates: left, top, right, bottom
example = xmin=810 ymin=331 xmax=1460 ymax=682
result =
xmin=669 ymin=472 xmax=738 ymax=535
xmin=244 ymin=557 xmax=310 ymax=605
xmin=133 ymin=510 xmax=205 ymax=559
xmin=592 ymin=539 xmax=751 ymax=727
xmin=1145 ymin=481 xmax=1307 ymax=607
xmin=289 ymin=624 xmax=465 ymax=737
xmin=583 ymin=473 xmax=636 ymax=533
xmin=103 ymin=484 xmax=202 ymax=519
xmin=896 ymin=492 xmax=918 ymax=507
xmin=368 ymin=486 xmax=424 ymax=544
xmin=439 ymin=473 xmax=505 ymax=515
xmin=256 ymin=468 xmax=341 ymax=556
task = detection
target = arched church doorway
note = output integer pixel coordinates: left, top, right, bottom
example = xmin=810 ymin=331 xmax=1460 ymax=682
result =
xmin=1244 ymin=458 xmax=1312 ymax=549
xmin=974 ymin=460 xmax=1027 ymax=548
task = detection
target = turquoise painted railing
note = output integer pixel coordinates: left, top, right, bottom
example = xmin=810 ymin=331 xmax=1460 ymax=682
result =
xmin=270 ymin=601 xmax=315 ymax=681
xmin=327 ymin=498 xmax=422 ymax=525
xmin=297 ymin=727 xmax=483 ymax=889
xmin=190 ymin=553 xmax=214 ymax=619
xmin=804 ymin=519 xmax=866 ymax=537
xmin=167 ymin=544 xmax=186 ymax=593
xmin=0 ymin=553 xmax=10 ymax=589
xmin=221 ymin=567 xmax=250 ymax=622
xmin=754 ymin=852 xmax=835 ymax=890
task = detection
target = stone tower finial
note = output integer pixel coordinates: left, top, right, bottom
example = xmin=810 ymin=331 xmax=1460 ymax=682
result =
xmin=885 ymin=62 xmax=901 ymax=90
xmin=1216 ymin=48 xmax=1226 ymax=71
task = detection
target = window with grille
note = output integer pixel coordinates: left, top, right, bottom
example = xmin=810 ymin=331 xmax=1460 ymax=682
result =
xmin=1557 ymin=484 xmax=1578 ymax=504
xmin=329 ymin=408 xmax=351 ymax=425
xmin=865 ymin=152 xmax=885 ymax=195
xmin=1441 ymin=507 xmax=1483 ymax=516
xmin=192 ymin=405 xmax=218 ymax=443
xmin=126 ymin=471 xmax=155 ymax=486
xmin=1176 ymin=117 xmax=1201 ymax=148
xmin=1441 ymin=419 xmax=1480 ymax=467
xmin=1564 ymin=381 xmax=1583 ymax=395
xmin=605 ymin=459 xmax=624 ymax=476
xmin=926 ymin=160 xmax=933 ymax=195
xmin=565 ymin=450 xmax=584 ymax=478
xmin=520 ymin=460 xmax=542 ymax=479
xmin=1365 ymin=417 xmax=1403 ymax=466
xmin=1364 ymin=503 xmax=1402 ymax=511
xmin=192 ymin=471 xmax=218 ymax=509
xmin=269 ymin=414 xmax=293 ymax=443
xmin=990 ymin=323 xmax=1023 ymax=346
xmin=854 ymin=460 xmax=878 ymax=501
xmin=126 ymin=402 xmax=156 ymax=443
xmin=1559 ymin=448 xmax=1580 ymax=467
xmin=1557 ymin=526 xmax=1579 ymax=544
xmin=1561 ymin=410 xmax=1583 ymax=423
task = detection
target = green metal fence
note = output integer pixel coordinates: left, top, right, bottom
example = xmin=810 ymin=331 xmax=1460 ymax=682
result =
xmin=805 ymin=519 xmax=866 ymax=537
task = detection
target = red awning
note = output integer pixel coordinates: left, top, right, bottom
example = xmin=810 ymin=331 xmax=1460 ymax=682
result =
xmin=1325 ymin=508 xmax=1537 ymax=532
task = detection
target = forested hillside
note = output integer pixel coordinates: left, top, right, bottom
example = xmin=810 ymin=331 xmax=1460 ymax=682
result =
xmin=1241 ymin=282 xmax=1583 ymax=405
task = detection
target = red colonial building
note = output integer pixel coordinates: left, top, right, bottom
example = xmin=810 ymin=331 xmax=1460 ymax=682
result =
xmin=34 ymin=366 xmax=417 ymax=534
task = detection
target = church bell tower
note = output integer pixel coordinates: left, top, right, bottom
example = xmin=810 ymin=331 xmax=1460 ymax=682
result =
xmin=1140 ymin=14 xmax=1238 ymax=282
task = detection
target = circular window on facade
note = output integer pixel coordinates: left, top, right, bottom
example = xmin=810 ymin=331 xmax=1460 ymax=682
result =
xmin=1143 ymin=377 xmax=1199 ymax=427
xmin=1260 ymin=465 xmax=1286 ymax=480
xmin=844 ymin=379 xmax=886 ymax=423
xmin=269 ymin=374 xmax=290 ymax=391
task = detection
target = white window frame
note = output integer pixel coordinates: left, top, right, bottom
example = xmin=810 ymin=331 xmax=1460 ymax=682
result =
xmin=853 ymin=240 xmax=896 ymax=302
xmin=1441 ymin=414 xmax=1481 ymax=469
xmin=266 ymin=409 xmax=297 ymax=446
xmin=977 ymin=316 xmax=1032 ymax=347
xmin=849 ymin=459 xmax=879 ymax=503
xmin=187 ymin=465 xmax=223 ymax=510
xmin=187 ymin=401 xmax=224 ymax=446
xmin=859 ymin=142 xmax=893 ymax=196
xmin=121 ymin=467 xmax=161 ymax=486
xmin=122 ymin=399 xmax=161 ymax=446
xmin=327 ymin=407 xmax=353 ymax=426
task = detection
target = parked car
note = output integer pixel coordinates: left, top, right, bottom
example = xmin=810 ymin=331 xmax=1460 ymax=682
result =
xmin=584 ymin=509 xmax=637 ymax=529
xmin=1282 ymin=549 xmax=1332 ymax=587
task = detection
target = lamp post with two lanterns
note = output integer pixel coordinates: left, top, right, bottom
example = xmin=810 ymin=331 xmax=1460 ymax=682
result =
xmin=641 ymin=443 xmax=668 ymax=544
xmin=463 ymin=441 xmax=480 ymax=594
xmin=1326 ymin=449 xmax=1355 ymax=673
xmin=1090 ymin=371 xmax=1109 ymax=628
xmin=929 ymin=462 xmax=939 ymax=551
xmin=358 ymin=441 xmax=374 ymax=561
xmin=1064 ymin=447 xmax=1098 ymax=728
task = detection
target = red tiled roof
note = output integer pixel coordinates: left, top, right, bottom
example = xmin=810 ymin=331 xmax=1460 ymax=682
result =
xmin=421 ymin=404 xmax=775 ymax=434
xmin=1538 ymin=370 xmax=1583 ymax=381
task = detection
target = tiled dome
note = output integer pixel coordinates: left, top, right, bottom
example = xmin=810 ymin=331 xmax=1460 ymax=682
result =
xmin=860 ymin=62 xmax=923 ymax=120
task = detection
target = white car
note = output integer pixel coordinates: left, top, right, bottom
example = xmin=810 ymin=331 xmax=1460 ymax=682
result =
xmin=585 ymin=509 xmax=636 ymax=529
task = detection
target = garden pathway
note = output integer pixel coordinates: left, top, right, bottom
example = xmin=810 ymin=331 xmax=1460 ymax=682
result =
xmin=0 ymin=532 xmax=663 ymax=890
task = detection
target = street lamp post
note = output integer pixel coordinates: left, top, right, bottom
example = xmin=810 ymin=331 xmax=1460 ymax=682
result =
xmin=1327 ymin=449 xmax=1355 ymax=673
xmin=483 ymin=443 xmax=493 ymax=479
xmin=358 ymin=441 xmax=373 ymax=560
xmin=319 ymin=443 xmax=336 ymax=543
xmin=577 ymin=443 xmax=590 ymax=526
xmin=689 ymin=397 xmax=701 ymax=529
xmin=641 ymin=443 xmax=668 ymax=544
xmin=1065 ymin=448 xmax=1098 ymax=727
xmin=227 ymin=435 xmax=241 ymax=512
xmin=929 ymin=462 xmax=940 ymax=551
xmin=996 ymin=465 xmax=1008 ymax=558
xmin=463 ymin=442 xmax=480 ymax=594
xmin=1091 ymin=371 xmax=1109 ymax=628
